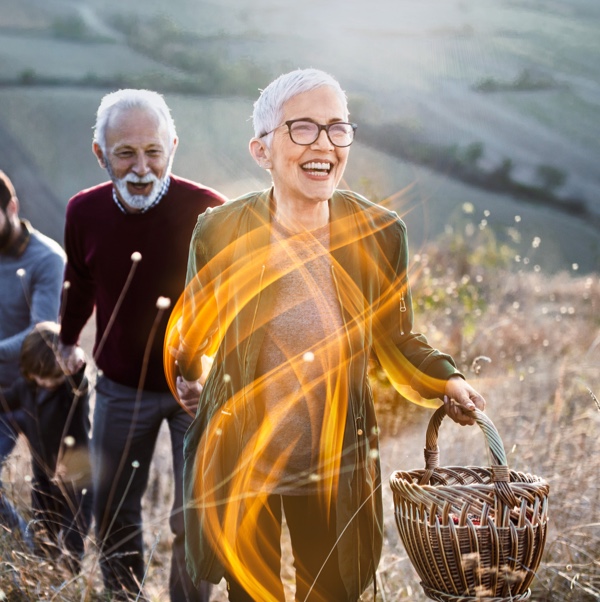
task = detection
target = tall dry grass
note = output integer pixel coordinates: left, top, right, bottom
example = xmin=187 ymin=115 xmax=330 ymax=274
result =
xmin=373 ymin=215 xmax=600 ymax=602
xmin=0 ymin=212 xmax=598 ymax=601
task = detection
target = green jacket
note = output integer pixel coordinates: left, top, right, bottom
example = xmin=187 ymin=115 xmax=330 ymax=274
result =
xmin=176 ymin=188 xmax=460 ymax=598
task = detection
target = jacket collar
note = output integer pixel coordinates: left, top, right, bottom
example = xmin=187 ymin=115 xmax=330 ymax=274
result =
xmin=248 ymin=187 xmax=351 ymax=261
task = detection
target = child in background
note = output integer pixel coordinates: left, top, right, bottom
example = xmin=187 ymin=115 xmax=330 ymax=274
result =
xmin=0 ymin=321 xmax=92 ymax=573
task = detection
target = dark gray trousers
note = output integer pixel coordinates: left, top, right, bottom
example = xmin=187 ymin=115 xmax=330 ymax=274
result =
xmin=93 ymin=376 xmax=210 ymax=601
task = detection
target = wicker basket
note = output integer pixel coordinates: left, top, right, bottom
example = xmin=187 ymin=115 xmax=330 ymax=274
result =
xmin=389 ymin=407 xmax=549 ymax=602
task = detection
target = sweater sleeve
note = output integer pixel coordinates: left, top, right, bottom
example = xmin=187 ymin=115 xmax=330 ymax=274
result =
xmin=0 ymin=238 xmax=65 ymax=363
xmin=59 ymin=202 xmax=96 ymax=346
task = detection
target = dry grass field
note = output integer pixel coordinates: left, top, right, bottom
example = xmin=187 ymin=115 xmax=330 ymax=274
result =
xmin=0 ymin=212 xmax=598 ymax=601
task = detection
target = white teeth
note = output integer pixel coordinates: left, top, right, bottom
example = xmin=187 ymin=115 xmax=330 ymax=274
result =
xmin=302 ymin=162 xmax=331 ymax=171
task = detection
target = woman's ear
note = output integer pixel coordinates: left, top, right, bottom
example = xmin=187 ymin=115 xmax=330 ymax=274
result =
xmin=249 ymin=138 xmax=272 ymax=170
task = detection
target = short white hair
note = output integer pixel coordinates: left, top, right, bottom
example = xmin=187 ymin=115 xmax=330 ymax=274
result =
xmin=252 ymin=68 xmax=348 ymax=146
xmin=93 ymin=89 xmax=177 ymax=152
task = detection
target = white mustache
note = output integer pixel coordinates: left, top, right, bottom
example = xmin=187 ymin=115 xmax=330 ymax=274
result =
xmin=126 ymin=175 xmax=158 ymax=186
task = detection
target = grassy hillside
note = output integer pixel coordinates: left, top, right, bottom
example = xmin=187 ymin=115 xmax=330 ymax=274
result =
xmin=67 ymin=0 xmax=600 ymax=213
xmin=0 ymin=0 xmax=599 ymax=274
xmin=0 ymin=86 xmax=598 ymax=274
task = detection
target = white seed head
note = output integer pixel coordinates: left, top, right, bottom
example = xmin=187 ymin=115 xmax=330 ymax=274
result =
xmin=156 ymin=296 xmax=171 ymax=309
xmin=63 ymin=436 xmax=75 ymax=448
xmin=131 ymin=252 xmax=142 ymax=263
xmin=16 ymin=268 xmax=26 ymax=278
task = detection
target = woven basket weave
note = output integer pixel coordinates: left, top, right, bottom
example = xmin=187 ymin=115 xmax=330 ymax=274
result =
xmin=389 ymin=407 xmax=549 ymax=602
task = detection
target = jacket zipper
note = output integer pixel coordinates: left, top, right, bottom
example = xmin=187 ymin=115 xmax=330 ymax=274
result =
xmin=399 ymin=291 xmax=407 ymax=336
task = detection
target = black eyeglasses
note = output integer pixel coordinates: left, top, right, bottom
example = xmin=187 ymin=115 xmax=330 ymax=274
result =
xmin=261 ymin=119 xmax=357 ymax=147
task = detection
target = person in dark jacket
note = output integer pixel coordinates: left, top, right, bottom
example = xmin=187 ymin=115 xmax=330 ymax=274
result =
xmin=0 ymin=321 xmax=91 ymax=573
xmin=168 ymin=68 xmax=487 ymax=601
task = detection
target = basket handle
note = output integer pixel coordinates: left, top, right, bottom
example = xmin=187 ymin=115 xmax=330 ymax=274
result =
xmin=419 ymin=405 xmax=519 ymax=508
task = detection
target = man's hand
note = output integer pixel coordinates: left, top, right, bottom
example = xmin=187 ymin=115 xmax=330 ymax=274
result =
xmin=176 ymin=376 xmax=203 ymax=415
xmin=443 ymin=375 xmax=486 ymax=426
xmin=57 ymin=342 xmax=86 ymax=375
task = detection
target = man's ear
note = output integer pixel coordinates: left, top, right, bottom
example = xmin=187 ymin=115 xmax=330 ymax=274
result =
xmin=6 ymin=195 xmax=19 ymax=218
xmin=92 ymin=142 xmax=107 ymax=169
xmin=249 ymin=138 xmax=272 ymax=170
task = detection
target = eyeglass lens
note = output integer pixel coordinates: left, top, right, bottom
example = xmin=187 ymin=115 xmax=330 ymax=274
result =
xmin=288 ymin=121 xmax=355 ymax=147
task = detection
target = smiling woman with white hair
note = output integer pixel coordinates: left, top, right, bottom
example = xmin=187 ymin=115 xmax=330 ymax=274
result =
xmin=252 ymin=68 xmax=349 ymax=146
xmin=171 ymin=68 xmax=486 ymax=601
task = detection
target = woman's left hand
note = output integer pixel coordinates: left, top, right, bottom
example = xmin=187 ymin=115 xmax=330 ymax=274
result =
xmin=443 ymin=375 xmax=486 ymax=426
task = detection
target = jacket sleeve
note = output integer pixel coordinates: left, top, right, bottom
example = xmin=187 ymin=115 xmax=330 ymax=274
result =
xmin=0 ymin=381 xmax=24 ymax=413
xmin=372 ymin=218 xmax=462 ymax=402
xmin=173 ymin=214 xmax=220 ymax=381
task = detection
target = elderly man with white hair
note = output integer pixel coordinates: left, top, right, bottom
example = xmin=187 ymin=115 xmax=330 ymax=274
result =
xmin=59 ymin=89 xmax=226 ymax=601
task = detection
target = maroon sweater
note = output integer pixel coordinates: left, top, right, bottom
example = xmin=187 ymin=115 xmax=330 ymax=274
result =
xmin=60 ymin=176 xmax=226 ymax=391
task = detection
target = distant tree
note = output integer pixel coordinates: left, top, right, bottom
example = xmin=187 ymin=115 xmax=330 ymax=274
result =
xmin=462 ymin=141 xmax=484 ymax=167
xmin=109 ymin=13 xmax=139 ymax=36
xmin=19 ymin=69 xmax=37 ymax=84
xmin=475 ymin=69 xmax=557 ymax=93
xmin=52 ymin=15 xmax=88 ymax=40
xmin=513 ymin=68 xmax=556 ymax=91
xmin=149 ymin=14 xmax=183 ymax=42
xmin=491 ymin=158 xmax=513 ymax=184
xmin=474 ymin=77 xmax=498 ymax=92
xmin=536 ymin=164 xmax=567 ymax=192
